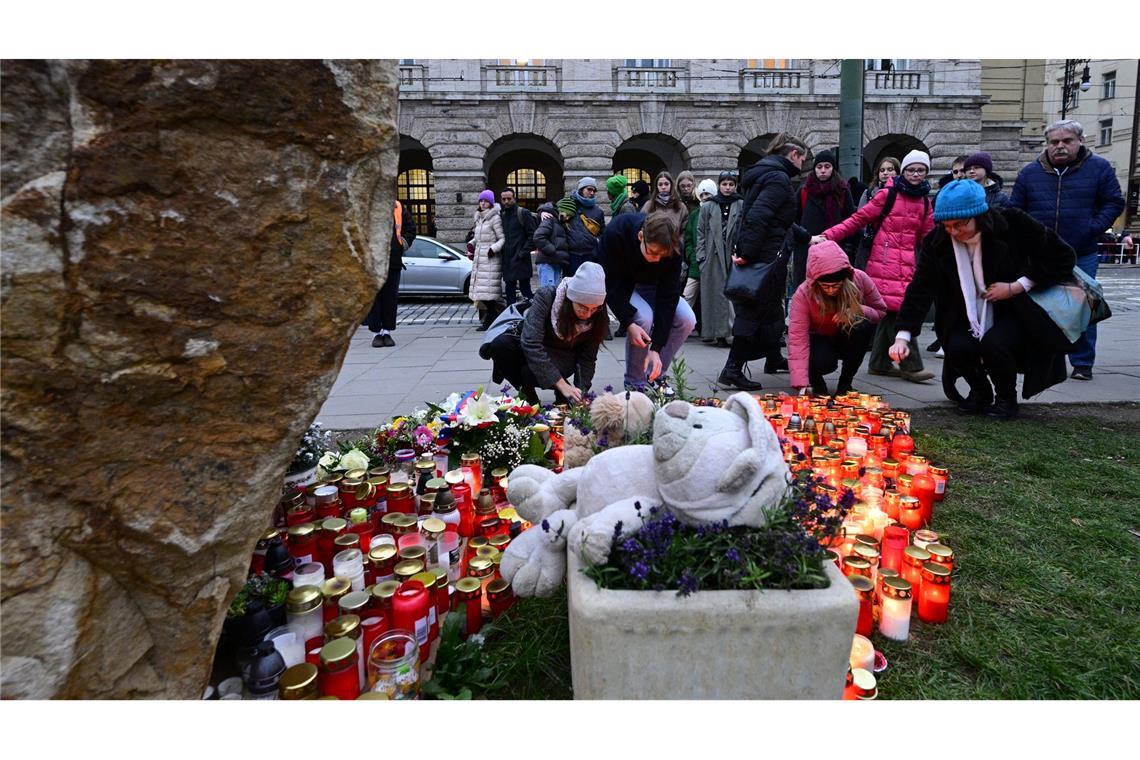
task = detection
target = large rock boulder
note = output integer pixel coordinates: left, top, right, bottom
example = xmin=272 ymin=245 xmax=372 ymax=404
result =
xmin=1 ymin=60 xmax=399 ymax=698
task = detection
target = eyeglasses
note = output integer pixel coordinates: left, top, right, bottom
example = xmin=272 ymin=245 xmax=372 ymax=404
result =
xmin=903 ymin=167 xmax=928 ymax=175
xmin=951 ymin=169 xmax=966 ymax=175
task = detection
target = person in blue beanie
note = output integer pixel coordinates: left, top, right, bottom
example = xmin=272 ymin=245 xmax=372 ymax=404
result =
xmin=1009 ymin=120 xmax=1125 ymax=381
xmin=890 ymin=180 xmax=1075 ymax=420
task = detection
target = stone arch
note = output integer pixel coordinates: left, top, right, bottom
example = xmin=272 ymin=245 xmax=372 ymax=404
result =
xmin=398 ymin=135 xmax=436 ymax=236
xmin=484 ymin=133 xmax=564 ymax=209
xmin=612 ymin=133 xmax=691 ymax=180
xmin=862 ymin=133 xmax=930 ymax=182
xmin=737 ymin=133 xmax=779 ymax=172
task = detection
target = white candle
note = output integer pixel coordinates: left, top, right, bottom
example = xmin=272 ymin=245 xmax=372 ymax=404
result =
xmin=879 ymin=576 xmax=913 ymax=642
xmin=846 ymin=436 xmax=868 ymax=459
xmin=849 ymin=634 xmax=875 ymax=672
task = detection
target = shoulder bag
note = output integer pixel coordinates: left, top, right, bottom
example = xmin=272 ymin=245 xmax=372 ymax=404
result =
xmin=1028 ymin=266 xmax=1112 ymax=345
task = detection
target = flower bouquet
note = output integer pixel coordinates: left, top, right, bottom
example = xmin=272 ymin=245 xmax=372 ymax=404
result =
xmin=428 ymin=386 xmax=550 ymax=472
xmin=372 ymin=409 xmax=441 ymax=466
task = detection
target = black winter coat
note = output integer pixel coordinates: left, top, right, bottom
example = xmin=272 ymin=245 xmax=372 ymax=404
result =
xmin=521 ymin=285 xmax=601 ymax=390
xmin=732 ymin=155 xmax=809 ymax=341
xmin=532 ymin=214 xmax=570 ymax=266
xmin=389 ymin=202 xmax=417 ymax=273
xmin=500 ymin=205 xmax=537 ymax=281
xmin=896 ymin=207 xmax=1076 ymax=398
xmin=565 ymin=199 xmax=606 ymax=274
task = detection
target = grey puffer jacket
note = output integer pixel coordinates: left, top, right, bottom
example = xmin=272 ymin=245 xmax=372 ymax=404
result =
xmin=469 ymin=204 xmax=505 ymax=302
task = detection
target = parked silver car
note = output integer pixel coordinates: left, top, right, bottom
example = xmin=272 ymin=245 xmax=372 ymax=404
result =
xmin=398 ymin=236 xmax=472 ymax=296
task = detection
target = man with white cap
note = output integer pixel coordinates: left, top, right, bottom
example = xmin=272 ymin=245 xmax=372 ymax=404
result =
xmin=564 ymin=177 xmax=607 ymax=276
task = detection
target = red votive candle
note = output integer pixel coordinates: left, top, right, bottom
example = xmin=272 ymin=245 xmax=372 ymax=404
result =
xmin=901 ymin=545 xmax=931 ymax=590
xmin=849 ymin=575 xmax=874 ymax=637
xmin=917 ymin=561 xmax=952 ymax=623
xmin=911 ymin=473 xmax=936 ymax=525
xmin=898 ymin=496 xmax=924 ymax=531
xmin=455 ymin=577 xmax=483 ymax=638
xmin=930 ymin=466 xmax=949 ymax=502
xmin=880 ymin=525 xmax=909 ymax=573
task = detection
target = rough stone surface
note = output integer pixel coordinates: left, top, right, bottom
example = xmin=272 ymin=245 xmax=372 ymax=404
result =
xmin=1 ymin=59 xmax=399 ymax=699
xmin=567 ymin=553 xmax=857 ymax=699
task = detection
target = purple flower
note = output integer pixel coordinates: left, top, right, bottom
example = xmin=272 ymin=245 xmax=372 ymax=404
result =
xmin=611 ymin=520 xmax=624 ymax=540
xmin=677 ymin=572 xmax=700 ymax=597
xmin=604 ymin=384 xmax=614 ymax=393
xmin=541 ymin=519 xmax=550 ymax=533
xmin=725 ymin=548 xmax=743 ymax=564
xmin=630 ymin=562 xmax=651 ymax=581
xmin=499 ymin=384 xmax=513 ymax=395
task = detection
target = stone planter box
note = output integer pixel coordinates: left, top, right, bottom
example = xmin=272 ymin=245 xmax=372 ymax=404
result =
xmin=567 ymin=553 xmax=857 ymax=699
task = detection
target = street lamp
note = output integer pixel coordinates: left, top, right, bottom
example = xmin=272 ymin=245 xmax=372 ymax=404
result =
xmin=1061 ymin=59 xmax=1092 ymax=119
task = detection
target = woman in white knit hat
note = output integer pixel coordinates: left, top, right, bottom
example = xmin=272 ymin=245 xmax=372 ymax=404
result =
xmin=481 ymin=262 xmax=609 ymax=403
xmin=810 ymin=149 xmax=936 ymax=383
xmin=682 ymin=178 xmax=717 ymax=313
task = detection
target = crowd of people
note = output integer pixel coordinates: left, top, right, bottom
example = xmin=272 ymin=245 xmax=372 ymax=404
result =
xmin=368 ymin=119 xmax=1126 ymax=420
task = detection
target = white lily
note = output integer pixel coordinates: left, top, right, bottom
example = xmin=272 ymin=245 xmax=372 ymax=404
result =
xmin=461 ymin=393 xmax=499 ymax=426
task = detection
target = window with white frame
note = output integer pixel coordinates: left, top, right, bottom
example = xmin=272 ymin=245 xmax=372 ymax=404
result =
xmin=624 ymin=59 xmax=672 ymax=68
xmin=1102 ymin=71 xmax=1116 ymax=99
xmin=1098 ymin=119 xmax=1113 ymax=146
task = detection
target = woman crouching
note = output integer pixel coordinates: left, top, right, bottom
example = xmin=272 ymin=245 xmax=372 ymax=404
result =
xmin=889 ymin=180 xmax=1076 ymax=420
xmin=789 ymin=241 xmax=887 ymax=397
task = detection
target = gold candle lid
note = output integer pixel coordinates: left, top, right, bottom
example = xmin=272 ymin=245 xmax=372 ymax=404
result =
xmin=415 ymin=460 xmax=436 ymax=471
xmin=338 ymin=590 xmax=371 ymax=613
xmin=491 ymin=467 xmax=509 ymax=478
xmin=333 ymin=533 xmax=360 ymax=549
xmin=370 ymin=580 xmax=399 ymax=601
xmin=287 ymin=523 xmax=316 ymax=539
xmin=387 ymin=482 xmax=411 ymax=495
xmin=843 ymin=556 xmax=871 ymax=572
xmin=421 ymin=517 xmax=446 ymax=536
xmin=394 ymin=560 xmax=424 ymax=579
xmin=321 ymin=517 xmax=348 ymax=533
xmin=319 ymin=577 xmax=352 ymax=601
xmin=411 ymin=571 xmax=437 ymax=591
xmin=399 ymin=544 xmax=428 ymax=563
xmin=279 ymin=663 xmax=319 ymax=699
xmin=368 ymin=544 xmax=398 ymax=564
xmin=926 ymin=543 xmax=954 ymax=560
xmin=287 ymin=585 xmax=323 ymax=614
xmin=455 ymin=577 xmax=482 ymax=596
xmin=854 ymin=534 xmax=878 ymax=548
xmin=853 ymin=544 xmax=880 ymax=562
xmin=488 ymin=535 xmax=510 ymax=549
xmin=357 ymin=691 xmax=390 ymax=700
xmin=848 ymin=575 xmax=874 ymax=594
xmin=467 ymin=557 xmax=494 ymax=578
xmin=319 ymin=637 xmax=355 ymax=666
xmin=903 ymin=545 xmax=931 ymax=563
xmin=882 ymin=576 xmax=912 ymax=599
xmin=921 ymin=561 xmax=952 ymax=582
xmin=461 ymin=452 xmax=481 ymax=464
xmin=324 ymin=614 xmax=361 ymax=640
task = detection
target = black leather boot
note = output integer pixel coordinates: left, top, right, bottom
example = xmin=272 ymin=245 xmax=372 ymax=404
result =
xmin=956 ymin=370 xmax=994 ymax=415
xmin=718 ymin=360 xmax=763 ymax=391
xmin=984 ymin=370 xmax=1018 ymax=420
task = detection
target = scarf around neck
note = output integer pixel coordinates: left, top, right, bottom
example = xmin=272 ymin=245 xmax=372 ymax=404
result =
xmin=895 ymin=178 xmax=931 ymax=198
xmin=805 ymin=173 xmax=847 ymax=226
xmin=609 ymin=191 xmax=629 ymax=216
xmin=951 ymin=233 xmax=993 ymax=340
xmin=551 ymin=279 xmax=594 ymax=341
xmin=573 ymin=190 xmax=596 ymax=208
xmin=654 ymin=193 xmax=673 ymax=207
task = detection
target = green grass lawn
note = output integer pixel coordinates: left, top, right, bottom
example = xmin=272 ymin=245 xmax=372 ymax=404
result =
xmin=473 ymin=403 xmax=1140 ymax=700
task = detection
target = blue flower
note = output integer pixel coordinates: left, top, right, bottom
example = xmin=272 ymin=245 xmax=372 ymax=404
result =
xmin=541 ymin=519 xmax=550 ymax=532
xmin=630 ymin=562 xmax=651 ymax=581
xmin=604 ymin=384 xmax=614 ymax=393
xmin=611 ymin=520 xmax=624 ymax=539
xmin=725 ymin=548 xmax=743 ymax=564
xmin=499 ymin=384 xmax=513 ymax=395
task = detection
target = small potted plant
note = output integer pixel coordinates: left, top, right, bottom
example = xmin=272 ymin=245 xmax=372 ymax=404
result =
xmin=284 ymin=422 xmax=331 ymax=490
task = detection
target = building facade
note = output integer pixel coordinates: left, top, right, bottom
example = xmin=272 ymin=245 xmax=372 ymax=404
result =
xmin=397 ymin=59 xmax=1006 ymax=246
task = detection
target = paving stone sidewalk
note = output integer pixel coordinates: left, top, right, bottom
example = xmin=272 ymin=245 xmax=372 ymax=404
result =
xmin=321 ymin=269 xmax=1140 ymax=430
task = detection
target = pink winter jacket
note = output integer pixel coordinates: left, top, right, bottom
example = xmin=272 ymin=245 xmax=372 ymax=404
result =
xmin=820 ymin=177 xmax=933 ymax=310
xmin=788 ymin=241 xmax=888 ymax=389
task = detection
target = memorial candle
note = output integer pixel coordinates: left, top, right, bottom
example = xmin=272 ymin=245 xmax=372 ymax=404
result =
xmin=911 ymin=472 xmax=936 ymax=526
xmin=917 ymin=562 xmax=952 ymax=623
xmin=883 ymin=489 xmax=901 ymax=521
xmin=926 ymin=543 xmax=954 ymax=573
xmin=853 ymin=544 xmax=880 ymax=585
xmin=849 ymin=575 xmax=874 ymax=637
xmin=880 ymin=525 xmax=909 ymax=573
xmin=901 ymin=545 xmax=931 ymax=590
xmin=930 ymin=466 xmax=950 ymax=501
xmin=898 ymin=496 xmax=924 ymax=531
xmin=850 ymin=634 xmax=875 ymax=673
xmin=878 ymin=576 xmax=913 ymax=641
xmin=912 ymin=529 xmax=939 ymax=551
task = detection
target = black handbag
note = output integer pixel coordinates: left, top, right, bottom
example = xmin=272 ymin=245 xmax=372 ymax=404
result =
xmin=724 ymin=243 xmax=790 ymax=302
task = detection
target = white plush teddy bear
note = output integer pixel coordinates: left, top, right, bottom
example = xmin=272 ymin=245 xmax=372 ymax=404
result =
xmin=501 ymin=392 xmax=790 ymax=597
xmin=561 ymin=390 xmax=655 ymax=469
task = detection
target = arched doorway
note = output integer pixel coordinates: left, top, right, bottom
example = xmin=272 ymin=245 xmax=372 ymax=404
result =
xmin=485 ymin=134 xmax=564 ymax=211
xmin=398 ymin=135 xmax=436 ymax=236
xmin=862 ymin=134 xmax=929 ymax=183
xmin=612 ymin=134 xmax=690 ymax=183
xmin=737 ymin=133 xmax=779 ymax=172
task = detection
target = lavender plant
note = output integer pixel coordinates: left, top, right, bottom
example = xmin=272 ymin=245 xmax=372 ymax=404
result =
xmin=582 ymin=469 xmax=854 ymax=596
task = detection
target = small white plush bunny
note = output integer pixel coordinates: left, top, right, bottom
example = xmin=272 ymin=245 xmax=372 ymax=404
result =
xmin=501 ymin=392 xmax=790 ymax=597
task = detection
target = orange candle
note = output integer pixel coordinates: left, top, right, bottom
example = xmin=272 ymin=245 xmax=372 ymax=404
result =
xmin=898 ymin=496 xmax=924 ymax=531
xmin=896 ymin=473 xmax=914 ymax=497
xmin=917 ymin=561 xmax=951 ymax=623
xmin=883 ymin=489 xmax=902 ymax=521
xmin=843 ymin=555 xmax=872 ymax=581
xmin=930 ymin=465 xmax=950 ymax=502
xmin=880 ymin=525 xmax=909 ymax=573
xmin=882 ymin=458 xmax=900 ymax=481
xmin=901 ymin=545 xmax=931 ymax=590
xmin=911 ymin=472 xmax=936 ymax=525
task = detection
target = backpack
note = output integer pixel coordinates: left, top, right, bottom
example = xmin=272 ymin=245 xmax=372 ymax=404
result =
xmin=853 ymin=185 xmax=929 ymax=270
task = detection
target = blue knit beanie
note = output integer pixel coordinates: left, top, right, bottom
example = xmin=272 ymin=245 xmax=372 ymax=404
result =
xmin=933 ymin=179 xmax=988 ymax=221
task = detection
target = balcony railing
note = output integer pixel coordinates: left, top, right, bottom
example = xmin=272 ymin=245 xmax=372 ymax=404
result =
xmin=869 ymin=70 xmax=927 ymax=94
xmin=398 ymin=64 xmax=426 ymax=93
xmin=617 ymin=66 xmax=683 ymax=92
xmin=485 ymin=64 xmax=557 ymax=92
xmin=743 ymin=68 xmax=807 ymax=93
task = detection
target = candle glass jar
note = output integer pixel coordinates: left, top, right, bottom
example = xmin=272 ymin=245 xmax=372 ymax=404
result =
xmin=913 ymin=528 xmax=939 ymax=551
xmin=901 ymin=545 xmax=931 ymax=590
xmin=286 ymin=585 xmax=326 ymax=652
xmin=880 ymin=525 xmax=909 ymax=574
xmin=286 ymin=523 xmax=318 ymax=567
xmin=392 ymin=580 xmax=431 ymax=662
xmin=917 ymin=562 xmax=952 ymax=623
xmin=368 ymin=544 xmax=398 ymax=584
xmin=853 ymin=544 xmax=880 ymax=585
xmin=851 ymin=668 xmax=878 ymax=700
xmin=393 ymin=559 xmax=425 ymax=584
xmin=332 ymin=548 xmax=366 ymax=592
xmin=460 ymin=452 xmax=483 ymax=495
xmin=898 ymin=496 xmax=923 ymax=531
xmin=926 ymin=543 xmax=954 ymax=573
xmin=386 ymin=483 xmax=415 ymax=515
xmin=842 ymin=555 xmax=872 ymax=581
xmin=293 ymin=561 xmax=325 ymax=590
xmin=367 ymin=630 xmax=420 ymax=700
xmin=369 ymin=580 xmax=399 ymax=620
xmin=318 ymin=637 xmax=359 ymax=700
xmin=849 ymin=575 xmax=874 ymax=637
xmin=878 ymin=576 xmax=913 ymax=641
xmin=319 ymin=577 xmax=352 ymax=624
xmin=455 ymin=577 xmax=483 ymax=638
xmin=930 ymin=465 xmax=949 ymax=501
xmin=411 ymin=571 xmax=440 ymax=644
xmin=911 ymin=473 xmax=936 ymax=525
xmin=849 ymin=634 xmax=875 ymax=673
xmin=279 ymin=662 xmax=319 ymax=700
xmin=393 ymin=449 xmax=417 ymax=484
xmin=487 ymin=578 xmax=514 ymax=618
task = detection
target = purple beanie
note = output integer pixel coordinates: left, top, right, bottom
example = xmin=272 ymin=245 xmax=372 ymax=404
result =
xmin=963 ymin=152 xmax=993 ymax=175
xmin=478 ymin=189 xmax=495 ymax=205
